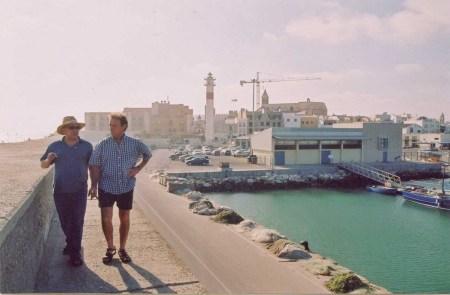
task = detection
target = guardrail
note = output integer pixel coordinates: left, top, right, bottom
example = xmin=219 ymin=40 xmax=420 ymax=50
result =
xmin=338 ymin=162 xmax=402 ymax=187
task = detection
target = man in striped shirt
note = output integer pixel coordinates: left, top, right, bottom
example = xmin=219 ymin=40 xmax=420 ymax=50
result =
xmin=89 ymin=113 xmax=151 ymax=263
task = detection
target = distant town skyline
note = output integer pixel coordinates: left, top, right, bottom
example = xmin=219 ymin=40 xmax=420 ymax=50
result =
xmin=1 ymin=0 xmax=449 ymax=138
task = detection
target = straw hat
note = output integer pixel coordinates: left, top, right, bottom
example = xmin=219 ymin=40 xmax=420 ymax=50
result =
xmin=56 ymin=116 xmax=86 ymax=135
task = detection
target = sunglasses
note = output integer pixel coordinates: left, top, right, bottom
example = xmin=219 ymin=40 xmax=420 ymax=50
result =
xmin=66 ymin=125 xmax=81 ymax=130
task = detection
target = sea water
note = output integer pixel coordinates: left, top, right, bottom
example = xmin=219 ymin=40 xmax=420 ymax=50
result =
xmin=206 ymin=180 xmax=450 ymax=294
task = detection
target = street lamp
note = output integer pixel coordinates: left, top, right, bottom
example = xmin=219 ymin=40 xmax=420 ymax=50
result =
xmin=240 ymin=79 xmax=256 ymax=135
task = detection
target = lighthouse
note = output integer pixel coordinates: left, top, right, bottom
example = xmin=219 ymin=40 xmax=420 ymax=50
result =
xmin=204 ymin=73 xmax=215 ymax=144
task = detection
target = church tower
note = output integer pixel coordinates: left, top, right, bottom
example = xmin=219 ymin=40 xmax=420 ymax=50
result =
xmin=204 ymin=73 xmax=215 ymax=143
xmin=261 ymin=89 xmax=269 ymax=105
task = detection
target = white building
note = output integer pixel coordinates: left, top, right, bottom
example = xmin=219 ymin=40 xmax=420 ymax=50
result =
xmin=251 ymin=123 xmax=402 ymax=166
xmin=404 ymin=116 xmax=440 ymax=133
xmin=402 ymin=123 xmax=423 ymax=147
xmin=282 ymin=113 xmax=302 ymax=127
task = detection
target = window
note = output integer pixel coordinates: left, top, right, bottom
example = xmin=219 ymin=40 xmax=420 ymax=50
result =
xmin=378 ymin=138 xmax=389 ymax=149
xmin=343 ymin=140 xmax=361 ymax=149
xmin=298 ymin=141 xmax=319 ymax=149
xmin=321 ymin=140 xmax=341 ymax=149
xmin=275 ymin=140 xmax=296 ymax=150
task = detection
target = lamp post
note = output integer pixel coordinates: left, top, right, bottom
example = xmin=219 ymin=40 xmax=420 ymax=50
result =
xmin=240 ymin=79 xmax=256 ymax=135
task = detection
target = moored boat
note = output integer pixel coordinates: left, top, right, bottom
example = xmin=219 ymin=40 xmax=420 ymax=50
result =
xmin=366 ymin=185 xmax=398 ymax=195
xmin=402 ymin=189 xmax=450 ymax=210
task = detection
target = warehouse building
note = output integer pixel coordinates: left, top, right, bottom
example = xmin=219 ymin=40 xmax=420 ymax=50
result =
xmin=251 ymin=123 xmax=402 ymax=166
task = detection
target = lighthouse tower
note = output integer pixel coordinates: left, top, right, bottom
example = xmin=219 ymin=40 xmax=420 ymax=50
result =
xmin=204 ymin=73 xmax=215 ymax=144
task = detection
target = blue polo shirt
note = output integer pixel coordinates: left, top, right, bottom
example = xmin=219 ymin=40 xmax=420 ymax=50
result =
xmin=40 ymin=138 xmax=93 ymax=194
xmin=89 ymin=135 xmax=151 ymax=195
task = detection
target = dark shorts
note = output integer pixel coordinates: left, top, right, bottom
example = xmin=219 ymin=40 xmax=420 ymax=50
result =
xmin=98 ymin=189 xmax=134 ymax=210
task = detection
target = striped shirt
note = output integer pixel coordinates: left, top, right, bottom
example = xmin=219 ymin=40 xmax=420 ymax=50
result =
xmin=89 ymin=135 xmax=151 ymax=195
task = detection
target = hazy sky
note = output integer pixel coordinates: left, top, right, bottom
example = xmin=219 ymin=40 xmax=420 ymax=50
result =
xmin=1 ymin=0 xmax=449 ymax=138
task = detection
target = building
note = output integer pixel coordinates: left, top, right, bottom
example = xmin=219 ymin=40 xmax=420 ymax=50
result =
xmin=84 ymin=101 xmax=194 ymax=141
xmin=250 ymin=122 xmax=402 ymax=166
xmin=262 ymin=97 xmax=328 ymax=116
xmin=404 ymin=116 xmax=440 ymax=133
xmin=84 ymin=112 xmax=111 ymax=131
xmin=148 ymin=101 xmax=194 ymax=139
xmin=123 ymin=107 xmax=151 ymax=133
xmin=402 ymin=123 xmax=423 ymax=147
xmin=418 ymin=133 xmax=450 ymax=150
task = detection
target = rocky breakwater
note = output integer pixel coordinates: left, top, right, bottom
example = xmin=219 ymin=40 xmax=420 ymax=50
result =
xmin=182 ymin=191 xmax=388 ymax=294
xmin=157 ymin=170 xmax=372 ymax=194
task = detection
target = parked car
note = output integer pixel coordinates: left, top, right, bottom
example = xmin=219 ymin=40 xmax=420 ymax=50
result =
xmin=220 ymin=149 xmax=232 ymax=156
xmin=169 ymin=151 xmax=184 ymax=160
xmin=234 ymin=151 xmax=250 ymax=157
xmin=186 ymin=157 xmax=209 ymax=165
xmin=178 ymin=154 xmax=192 ymax=161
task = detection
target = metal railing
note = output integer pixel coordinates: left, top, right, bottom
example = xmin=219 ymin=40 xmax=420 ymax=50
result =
xmin=338 ymin=162 xmax=402 ymax=187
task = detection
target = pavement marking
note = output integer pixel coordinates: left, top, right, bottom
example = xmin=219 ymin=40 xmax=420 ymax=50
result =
xmin=135 ymin=188 xmax=232 ymax=294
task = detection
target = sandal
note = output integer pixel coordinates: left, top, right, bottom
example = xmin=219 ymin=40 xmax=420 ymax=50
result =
xmin=102 ymin=247 xmax=116 ymax=263
xmin=118 ymin=249 xmax=132 ymax=263
xmin=70 ymin=254 xmax=83 ymax=267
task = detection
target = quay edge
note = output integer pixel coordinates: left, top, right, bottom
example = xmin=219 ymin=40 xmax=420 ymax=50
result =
xmin=160 ymin=162 xmax=444 ymax=193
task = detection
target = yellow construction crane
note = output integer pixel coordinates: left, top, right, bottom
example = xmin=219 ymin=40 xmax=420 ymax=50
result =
xmin=240 ymin=72 xmax=320 ymax=109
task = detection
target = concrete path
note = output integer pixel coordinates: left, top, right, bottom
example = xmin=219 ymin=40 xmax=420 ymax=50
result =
xmin=134 ymin=174 xmax=330 ymax=294
xmin=34 ymin=193 xmax=206 ymax=293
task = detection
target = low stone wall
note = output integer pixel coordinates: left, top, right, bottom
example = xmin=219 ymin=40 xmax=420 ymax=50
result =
xmin=161 ymin=162 xmax=443 ymax=193
xmin=0 ymin=169 xmax=54 ymax=293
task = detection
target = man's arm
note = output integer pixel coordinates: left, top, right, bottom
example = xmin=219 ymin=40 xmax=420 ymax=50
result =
xmin=41 ymin=152 xmax=57 ymax=169
xmin=88 ymin=165 xmax=101 ymax=198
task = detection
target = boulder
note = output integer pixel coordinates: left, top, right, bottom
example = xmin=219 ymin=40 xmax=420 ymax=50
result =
xmin=210 ymin=210 xmax=244 ymax=224
xmin=251 ymin=228 xmax=285 ymax=243
xmin=326 ymin=272 xmax=367 ymax=293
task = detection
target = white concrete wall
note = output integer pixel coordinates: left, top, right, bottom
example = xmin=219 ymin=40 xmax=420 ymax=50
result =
xmin=298 ymin=150 xmax=320 ymax=164
xmin=362 ymin=123 xmax=402 ymax=162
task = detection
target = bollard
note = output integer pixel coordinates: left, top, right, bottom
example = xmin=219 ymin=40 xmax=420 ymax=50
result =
xmin=299 ymin=240 xmax=310 ymax=251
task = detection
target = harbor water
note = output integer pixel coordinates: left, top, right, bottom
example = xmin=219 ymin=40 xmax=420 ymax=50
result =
xmin=206 ymin=179 xmax=450 ymax=294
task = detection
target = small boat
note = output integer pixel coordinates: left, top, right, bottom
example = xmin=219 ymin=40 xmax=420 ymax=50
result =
xmin=366 ymin=185 xmax=398 ymax=195
xmin=402 ymin=188 xmax=450 ymax=210
xmin=401 ymin=162 xmax=450 ymax=210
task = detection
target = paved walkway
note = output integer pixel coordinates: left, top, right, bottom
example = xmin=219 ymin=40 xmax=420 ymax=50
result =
xmin=135 ymin=175 xmax=331 ymax=294
xmin=34 ymin=193 xmax=206 ymax=293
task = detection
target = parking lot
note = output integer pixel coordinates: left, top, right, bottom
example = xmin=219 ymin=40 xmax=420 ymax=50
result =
xmin=154 ymin=149 xmax=268 ymax=173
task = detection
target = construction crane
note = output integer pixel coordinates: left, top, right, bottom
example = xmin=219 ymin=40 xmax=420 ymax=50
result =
xmin=240 ymin=72 xmax=321 ymax=109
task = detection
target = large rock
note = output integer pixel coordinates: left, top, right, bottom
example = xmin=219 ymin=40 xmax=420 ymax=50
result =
xmin=210 ymin=210 xmax=244 ymax=224
xmin=326 ymin=272 xmax=367 ymax=293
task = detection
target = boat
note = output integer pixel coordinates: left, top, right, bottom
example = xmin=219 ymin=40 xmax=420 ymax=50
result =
xmin=366 ymin=185 xmax=398 ymax=195
xmin=402 ymin=187 xmax=450 ymax=210
xmin=401 ymin=163 xmax=450 ymax=210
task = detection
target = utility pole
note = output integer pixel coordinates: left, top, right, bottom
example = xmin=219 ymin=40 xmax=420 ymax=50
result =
xmin=239 ymin=78 xmax=256 ymax=134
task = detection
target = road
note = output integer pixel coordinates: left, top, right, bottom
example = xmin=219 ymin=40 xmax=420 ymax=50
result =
xmin=134 ymin=149 xmax=330 ymax=293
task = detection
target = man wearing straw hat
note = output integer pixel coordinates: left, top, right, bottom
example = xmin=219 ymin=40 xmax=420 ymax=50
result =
xmin=40 ymin=116 xmax=93 ymax=267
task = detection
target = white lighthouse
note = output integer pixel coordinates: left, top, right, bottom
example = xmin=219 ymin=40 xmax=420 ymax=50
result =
xmin=204 ymin=73 xmax=215 ymax=144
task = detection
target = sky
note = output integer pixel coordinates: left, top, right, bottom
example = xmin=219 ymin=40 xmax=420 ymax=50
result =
xmin=1 ymin=0 xmax=450 ymax=138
